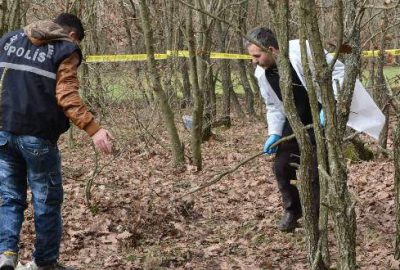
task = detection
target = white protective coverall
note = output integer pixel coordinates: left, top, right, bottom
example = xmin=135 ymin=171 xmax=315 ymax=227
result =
xmin=254 ymin=39 xmax=385 ymax=140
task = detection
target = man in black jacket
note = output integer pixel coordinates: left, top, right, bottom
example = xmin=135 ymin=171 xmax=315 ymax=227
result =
xmin=0 ymin=13 xmax=114 ymax=270
xmin=246 ymin=27 xmax=320 ymax=232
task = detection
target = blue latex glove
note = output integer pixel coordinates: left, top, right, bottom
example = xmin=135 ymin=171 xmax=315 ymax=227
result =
xmin=263 ymin=134 xmax=281 ymax=154
xmin=319 ymin=110 xmax=325 ymax=127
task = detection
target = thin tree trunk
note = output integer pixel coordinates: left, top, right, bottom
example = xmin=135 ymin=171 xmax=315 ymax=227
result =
xmin=9 ymin=0 xmax=20 ymax=31
xmin=194 ymin=0 xmax=218 ymax=142
xmin=377 ymin=11 xmax=389 ymax=151
xmin=216 ymin=20 xmax=231 ymax=127
xmin=179 ymin=27 xmax=192 ymax=108
xmin=119 ymin=0 xmax=150 ymax=104
xmin=382 ymin=40 xmax=400 ymax=260
xmin=119 ymin=0 xmax=134 ymax=51
xmin=298 ymin=3 xmax=330 ymax=266
xmin=0 ymin=0 xmax=7 ymax=36
xmin=162 ymin=0 xmax=177 ymax=105
xmin=185 ymin=0 xmax=203 ymax=170
xmin=139 ymin=0 xmax=185 ymax=167
xmin=299 ymin=0 xmax=359 ymax=268
xmin=266 ymin=1 xmax=324 ymax=269
xmin=237 ymin=0 xmax=256 ymax=116
xmin=237 ymin=55 xmax=256 ymax=116
xmin=121 ymin=0 xmax=150 ymax=105
xmin=181 ymin=59 xmax=192 ymax=108
xmin=208 ymin=66 xmax=216 ymax=121
xmin=79 ymin=0 xmax=105 ymax=109
xmin=230 ymin=87 xmax=245 ymax=118
xmin=395 ymin=112 xmax=400 ymax=259
xmin=248 ymin=71 xmax=263 ymax=117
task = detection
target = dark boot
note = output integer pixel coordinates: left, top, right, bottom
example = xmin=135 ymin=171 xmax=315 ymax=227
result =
xmin=277 ymin=210 xmax=302 ymax=232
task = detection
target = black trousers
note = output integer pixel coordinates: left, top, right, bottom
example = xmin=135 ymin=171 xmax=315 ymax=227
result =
xmin=273 ymin=138 xmax=319 ymax=214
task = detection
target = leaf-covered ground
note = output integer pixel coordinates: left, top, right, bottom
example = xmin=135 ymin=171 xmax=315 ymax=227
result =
xmin=17 ymin=107 xmax=397 ymax=269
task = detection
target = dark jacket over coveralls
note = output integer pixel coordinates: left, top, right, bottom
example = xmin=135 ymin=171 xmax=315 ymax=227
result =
xmin=265 ymin=64 xmax=319 ymax=215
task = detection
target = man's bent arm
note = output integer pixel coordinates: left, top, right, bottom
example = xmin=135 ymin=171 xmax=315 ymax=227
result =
xmin=55 ymin=52 xmax=100 ymax=136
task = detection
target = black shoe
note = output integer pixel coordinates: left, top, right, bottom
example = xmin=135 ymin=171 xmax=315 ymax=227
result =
xmin=277 ymin=211 xmax=302 ymax=232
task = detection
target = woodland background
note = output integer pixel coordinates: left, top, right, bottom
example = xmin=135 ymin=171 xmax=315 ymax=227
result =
xmin=1 ymin=0 xmax=400 ymax=269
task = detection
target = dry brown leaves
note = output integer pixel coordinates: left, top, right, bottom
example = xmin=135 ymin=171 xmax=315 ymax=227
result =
xmin=16 ymin=108 xmax=398 ymax=269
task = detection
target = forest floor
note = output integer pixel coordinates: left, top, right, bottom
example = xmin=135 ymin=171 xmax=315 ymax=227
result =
xmin=17 ymin=104 xmax=397 ymax=270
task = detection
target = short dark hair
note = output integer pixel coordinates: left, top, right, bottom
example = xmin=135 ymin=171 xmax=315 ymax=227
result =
xmin=245 ymin=27 xmax=279 ymax=50
xmin=54 ymin=13 xmax=85 ymax=41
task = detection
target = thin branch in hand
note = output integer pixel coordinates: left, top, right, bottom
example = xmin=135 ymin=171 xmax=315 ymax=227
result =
xmin=177 ymin=124 xmax=314 ymax=200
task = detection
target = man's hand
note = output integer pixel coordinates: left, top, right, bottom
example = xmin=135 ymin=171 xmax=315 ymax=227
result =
xmin=263 ymin=134 xmax=281 ymax=155
xmin=92 ymin=128 xmax=114 ymax=154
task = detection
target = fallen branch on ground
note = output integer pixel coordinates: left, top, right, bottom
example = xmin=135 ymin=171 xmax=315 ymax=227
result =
xmin=176 ymin=125 xmax=313 ymax=200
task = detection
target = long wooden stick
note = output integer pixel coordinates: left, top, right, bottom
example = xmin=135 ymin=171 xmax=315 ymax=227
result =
xmin=177 ymin=125 xmax=313 ymax=200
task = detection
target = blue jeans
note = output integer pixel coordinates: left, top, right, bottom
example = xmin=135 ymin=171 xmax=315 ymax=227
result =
xmin=0 ymin=131 xmax=63 ymax=266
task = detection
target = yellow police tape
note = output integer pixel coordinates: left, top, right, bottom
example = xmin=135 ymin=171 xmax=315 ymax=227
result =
xmin=85 ymin=49 xmax=400 ymax=63
xmin=362 ymin=49 xmax=400 ymax=57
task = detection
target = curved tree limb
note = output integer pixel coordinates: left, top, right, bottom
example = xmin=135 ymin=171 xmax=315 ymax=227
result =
xmin=176 ymin=124 xmax=313 ymax=200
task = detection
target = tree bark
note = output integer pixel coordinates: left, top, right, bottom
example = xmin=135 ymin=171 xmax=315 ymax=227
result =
xmin=178 ymin=27 xmax=192 ymax=108
xmin=267 ymin=1 xmax=324 ymax=268
xmin=216 ymin=20 xmax=231 ymax=127
xmin=236 ymin=0 xmax=256 ymax=117
xmin=162 ymin=0 xmax=177 ymax=105
xmin=395 ymin=107 xmax=400 ymax=259
xmin=299 ymin=0 xmax=359 ymax=268
xmin=376 ymin=10 xmax=389 ymax=151
xmin=193 ymin=0 xmax=220 ymax=141
xmin=385 ymin=52 xmax=400 ymax=261
xmin=185 ymin=0 xmax=203 ymax=170
xmin=139 ymin=0 xmax=185 ymax=167
xmin=297 ymin=3 xmax=331 ymax=266
xmin=0 ymin=0 xmax=8 ymax=36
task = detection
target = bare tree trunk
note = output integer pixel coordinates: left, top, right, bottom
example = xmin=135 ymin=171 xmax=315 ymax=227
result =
xmin=382 ymin=63 xmax=400 ymax=258
xmin=162 ymin=0 xmax=177 ymax=105
xmin=208 ymin=66 xmax=217 ymax=121
xmin=267 ymin=2 xmax=325 ymax=268
xmin=119 ymin=0 xmax=150 ymax=105
xmin=366 ymin=8 xmax=376 ymax=91
xmin=9 ymin=0 xmax=21 ymax=31
xmin=0 ymin=0 xmax=8 ymax=36
xmin=119 ymin=0 xmax=134 ymax=51
xmin=376 ymin=10 xmax=389 ymax=151
xmin=236 ymin=0 xmax=256 ymax=117
xmin=298 ymin=3 xmax=330 ymax=267
xmin=139 ymin=0 xmax=185 ymax=167
xmin=230 ymin=88 xmax=245 ymax=118
xmin=237 ymin=52 xmax=256 ymax=116
xmin=216 ymin=20 xmax=231 ymax=127
xmin=178 ymin=28 xmax=192 ymax=108
xmin=298 ymin=0 xmax=360 ymax=268
xmin=121 ymin=0 xmax=151 ymax=105
xmin=0 ymin=0 xmax=23 ymax=35
xmin=248 ymin=71 xmax=264 ymax=117
xmin=395 ymin=120 xmax=400 ymax=259
xmin=181 ymin=59 xmax=192 ymax=108
xmin=194 ymin=0 xmax=219 ymax=142
xmin=185 ymin=0 xmax=203 ymax=170
xmin=77 ymin=0 xmax=105 ymax=110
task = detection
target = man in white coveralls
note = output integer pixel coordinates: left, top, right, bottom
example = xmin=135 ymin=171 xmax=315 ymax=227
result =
xmin=246 ymin=27 xmax=385 ymax=232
